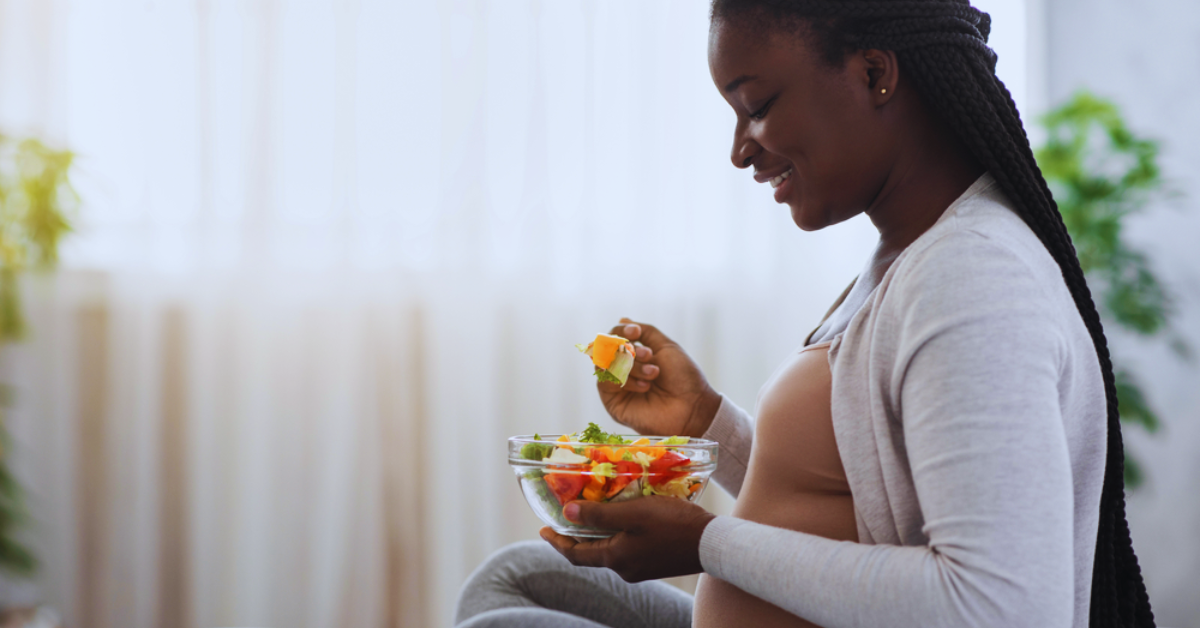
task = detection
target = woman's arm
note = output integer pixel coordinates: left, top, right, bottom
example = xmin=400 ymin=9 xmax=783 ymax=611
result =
xmin=700 ymin=235 xmax=1078 ymax=627
xmin=702 ymin=396 xmax=754 ymax=498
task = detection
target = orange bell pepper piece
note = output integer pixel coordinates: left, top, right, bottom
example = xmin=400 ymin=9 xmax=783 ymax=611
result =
xmin=582 ymin=484 xmax=605 ymax=502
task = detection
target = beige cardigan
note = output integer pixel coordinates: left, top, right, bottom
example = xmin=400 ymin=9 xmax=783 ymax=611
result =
xmin=698 ymin=175 xmax=1106 ymax=628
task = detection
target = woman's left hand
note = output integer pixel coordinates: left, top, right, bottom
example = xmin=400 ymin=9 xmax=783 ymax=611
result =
xmin=540 ymin=496 xmax=716 ymax=582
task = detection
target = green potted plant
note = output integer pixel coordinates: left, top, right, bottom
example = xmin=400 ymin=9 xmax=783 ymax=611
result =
xmin=1035 ymin=91 xmax=1187 ymax=487
xmin=0 ymin=134 xmax=77 ymax=577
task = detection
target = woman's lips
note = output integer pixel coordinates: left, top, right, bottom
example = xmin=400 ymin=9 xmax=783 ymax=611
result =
xmin=772 ymin=168 xmax=794 ymax=203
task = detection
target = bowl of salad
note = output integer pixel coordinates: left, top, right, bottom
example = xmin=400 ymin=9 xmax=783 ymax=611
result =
xmin=509 ymin=423 xmax=718 ymax=538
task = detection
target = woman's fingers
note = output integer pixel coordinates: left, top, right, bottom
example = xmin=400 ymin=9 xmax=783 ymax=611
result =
xmin=598 ymin=377 xmax=650 ymax=394
xmin=597 ymin=381 xmax=624 ymax=394
xmin=612 ymin=319 xmax=672 ymax=352
xmin=626 ymin=378 xmax=652 ymax=391
xmin=610 ymin=322 xmax=640 ymax=340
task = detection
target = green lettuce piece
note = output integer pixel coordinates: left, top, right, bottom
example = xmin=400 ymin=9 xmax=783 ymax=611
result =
xmin=594 ymin=368 xmax=622 ymax=385
xmin=609 ymin=478 xmax=642 ymax=502
xmin=591 ymin=462 xmax=616 ymax=478
xmin=547 ymin=447 xmax=591 ymax=464
xmin=631 ymin=451 xmax=654 ymax=468
xmin=643 ymin=477 xmax=693 ymax=499
xmin=520 ymin=442 xmax=554 ymax=461
xmin=606 ymin=345 xmax=635 ymax=386
xmin=578 ymin=421 xmax=630 ymax=445
xmin=656 ymin=436 xmax=690 ymax=446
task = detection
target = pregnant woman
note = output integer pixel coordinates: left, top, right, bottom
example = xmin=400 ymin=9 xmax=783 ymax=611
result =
xmin=455 ymin=1 xmax=1154 ymax=627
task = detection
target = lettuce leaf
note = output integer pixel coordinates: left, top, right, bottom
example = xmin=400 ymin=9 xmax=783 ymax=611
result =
xmin=591 ymin=462 xmax=616 ymax=478
xmin=594 ymin=368 xmax=623 ymax=385
xmin=606 ymin=345 xmax=635 ymax=386
xmin=578 ymin=421 xmax=630 ymax=445
xmin=520 ymin=442 xmax=554 ymax=460
xmin=643 ymin=477 xmax=693 ymax=499
xmin=547 ymin=448 xmax=590 ymax=464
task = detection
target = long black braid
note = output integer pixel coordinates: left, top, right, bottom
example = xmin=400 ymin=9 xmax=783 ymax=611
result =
xmin=710 ymin=1 xmax=1154 ymax=626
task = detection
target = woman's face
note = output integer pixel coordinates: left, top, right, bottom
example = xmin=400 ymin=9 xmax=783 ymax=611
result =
xmin=708 ymin=18 xmax=896 ymax=231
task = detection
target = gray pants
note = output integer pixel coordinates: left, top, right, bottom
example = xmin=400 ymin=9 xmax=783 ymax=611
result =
xmin=455 ymin=540 xmax=694 ymax=628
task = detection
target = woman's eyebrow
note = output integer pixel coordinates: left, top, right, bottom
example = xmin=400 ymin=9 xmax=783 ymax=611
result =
xmin=724 ymin=74 xmax=757 ymax=93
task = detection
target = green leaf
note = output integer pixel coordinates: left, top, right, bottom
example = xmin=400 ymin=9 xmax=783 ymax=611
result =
xmin=1115 ymin=369 xmax=1160 ymax=433
xmin=520 ymin=442 xmax=554 ymax=461
xmin=0 ymin=417 xmax=36 ymax=576
xmin=1123 ymin=448 xmax=1144 ymax=490
xmin=1035 ymin=90 xmax=1189 ymax=491
xmin=577 ymin=422 xmax=629 ymax=445
xmin=594 ymin=368 xmax=622 ymax=386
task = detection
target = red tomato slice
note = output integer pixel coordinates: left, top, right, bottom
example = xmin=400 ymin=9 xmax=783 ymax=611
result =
xmin=648 ymin=450 xmax=689 ymax=471
xmin=544 ymin=472 xmax=587 ymax=505
xmin=647 ymin=451 xmax=690 ymax=486
xmin=648 ymin=470 xmax=687 ymax=487
xmin=604 ymin=461 xmax=642 ymax=498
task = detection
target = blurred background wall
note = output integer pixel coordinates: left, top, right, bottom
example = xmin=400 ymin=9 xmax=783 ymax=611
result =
xmin=0 ymin=1 xmax=1194 ymax=628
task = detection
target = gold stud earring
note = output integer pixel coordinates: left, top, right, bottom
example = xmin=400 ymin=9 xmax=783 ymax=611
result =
xmin=881 ymin=88 xmax=888 ymax=94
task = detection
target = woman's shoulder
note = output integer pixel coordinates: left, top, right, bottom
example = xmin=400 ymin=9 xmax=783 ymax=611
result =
xmin=885 ymin=180 xmax=1069 ymax=311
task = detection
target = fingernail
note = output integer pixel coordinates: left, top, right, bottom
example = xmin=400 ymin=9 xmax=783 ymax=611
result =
xmin=625 ymin=324 xmax=638 ymax=336
xmin=642 ymin=364 xmax=658 ymax=376
xmin=563 ymin=502 xmax=581 ymax=522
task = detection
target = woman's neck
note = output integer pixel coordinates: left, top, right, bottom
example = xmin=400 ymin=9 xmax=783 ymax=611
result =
xmin=865 ymin=109 xmax=985 ymax=261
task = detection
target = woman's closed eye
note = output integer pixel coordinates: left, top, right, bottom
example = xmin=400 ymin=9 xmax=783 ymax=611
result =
xmin=748 ymin=96 xmax=776 ymax=120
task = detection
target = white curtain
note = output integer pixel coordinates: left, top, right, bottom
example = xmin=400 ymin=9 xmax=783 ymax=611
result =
xmin=0 ymin=1 xmax=1027 ymax=627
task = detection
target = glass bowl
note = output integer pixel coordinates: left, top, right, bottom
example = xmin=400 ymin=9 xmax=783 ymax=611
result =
xmin=508 ymin=434 xmax=718 ymax=538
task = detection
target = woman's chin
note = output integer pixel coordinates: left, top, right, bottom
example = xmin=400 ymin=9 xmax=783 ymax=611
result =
xmin=789 ymin=203 xmax=829 ymax=232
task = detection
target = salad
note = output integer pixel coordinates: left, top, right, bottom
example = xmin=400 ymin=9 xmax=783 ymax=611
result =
xmin=576 ymin=333 xmax=637 ymax=387
xmin=518 ymin=423 xmax=703 ymax=504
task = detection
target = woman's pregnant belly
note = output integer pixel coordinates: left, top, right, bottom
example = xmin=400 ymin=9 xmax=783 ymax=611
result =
xmin=693 ymin=343 xmax=856 ymax=628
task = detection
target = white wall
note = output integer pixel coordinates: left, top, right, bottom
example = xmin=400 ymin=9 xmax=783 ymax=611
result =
xmin=1044 ymin=1 xmax=1200 ymax=626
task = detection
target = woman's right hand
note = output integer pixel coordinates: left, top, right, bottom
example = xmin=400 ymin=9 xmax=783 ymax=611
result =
xmin=598 ymin=319 xmax=722 ymax=439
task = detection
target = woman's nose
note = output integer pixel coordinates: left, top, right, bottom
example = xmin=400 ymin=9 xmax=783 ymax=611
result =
xmin=731 ymin=130 xmax=758 ymax=170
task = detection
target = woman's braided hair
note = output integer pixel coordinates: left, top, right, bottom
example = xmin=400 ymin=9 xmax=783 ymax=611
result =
xmin=710 ymin=1 xmax=1154 ymax=625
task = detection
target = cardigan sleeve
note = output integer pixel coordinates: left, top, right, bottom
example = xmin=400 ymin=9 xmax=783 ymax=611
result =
xmin=700 ymin=395 xmax=754 ymax=498
xmin=698 ymin=232 xmax=1078 ymax=628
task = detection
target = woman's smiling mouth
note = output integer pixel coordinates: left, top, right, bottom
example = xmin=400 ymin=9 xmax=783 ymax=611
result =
xmin=754 ymin=166 xmax=795 ymax=203
xmin=772 ymin=169 xmax=794 ymax=203
xmin=769 ymin=168 xmax=793 ymax=189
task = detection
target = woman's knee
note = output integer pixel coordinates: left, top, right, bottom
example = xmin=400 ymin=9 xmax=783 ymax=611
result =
xmin=468 ymin=540 xmax=566 ymax=589
xmin=457 ymin=607 xmax=607 ymax=628
xmin=455 ymin=540 xmax=568 ymax=623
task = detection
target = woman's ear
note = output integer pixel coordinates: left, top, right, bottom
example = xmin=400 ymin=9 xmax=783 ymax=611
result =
xmin=861 ymin=49 xmax=899 ymax=105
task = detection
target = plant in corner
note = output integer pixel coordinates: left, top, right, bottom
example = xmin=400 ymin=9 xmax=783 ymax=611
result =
xmin=0 ymin=134 xmax=77 ymax=576
xmin=1035 ymin=91 xmax=1186 ymax=488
